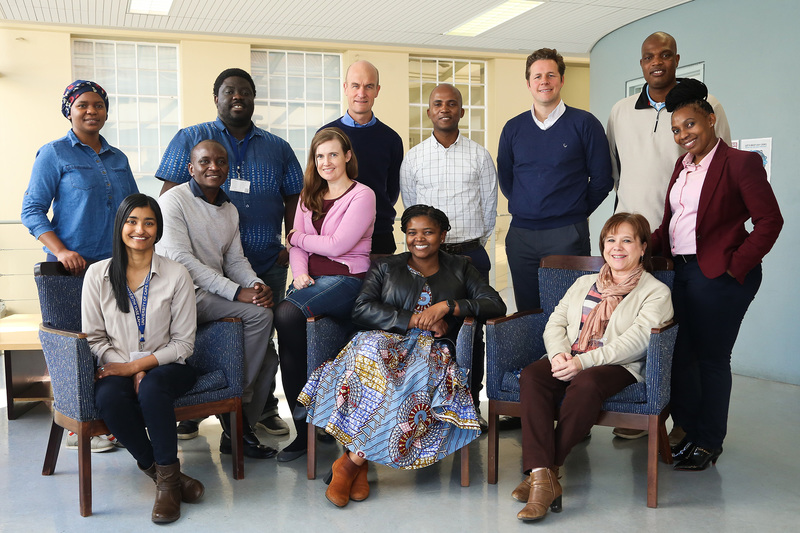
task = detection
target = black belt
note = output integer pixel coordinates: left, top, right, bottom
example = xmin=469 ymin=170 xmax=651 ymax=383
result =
xmin=441 ymin=239 xmax=482 ymax=255
xmin=674 ymin=254 xmax=697 ymax=264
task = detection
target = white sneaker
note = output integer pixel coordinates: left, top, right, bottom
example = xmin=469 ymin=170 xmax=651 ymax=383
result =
xmin=65 ymin=432 xmax=116 ymax=453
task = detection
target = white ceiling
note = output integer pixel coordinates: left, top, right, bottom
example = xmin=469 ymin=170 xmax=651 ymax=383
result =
xmin=0 ymin=0 xmax=691 ymax=57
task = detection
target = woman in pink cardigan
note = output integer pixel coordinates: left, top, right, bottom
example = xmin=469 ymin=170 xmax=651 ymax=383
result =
xmin=274 ymin=127 xmax=376 ymax=462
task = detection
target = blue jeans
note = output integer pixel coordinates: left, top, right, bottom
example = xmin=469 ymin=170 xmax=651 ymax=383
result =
xmin=284 ymin=275 xmax=364 ymax=319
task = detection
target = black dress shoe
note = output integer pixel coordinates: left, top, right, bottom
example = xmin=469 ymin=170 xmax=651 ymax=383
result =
xmin=220 ymin=431 xmax=278 ymax=459
xmin=674 ymin=446 xmax=722 ymax=471
xmin=498 ymin=416 xmax=522 ymax=431
xmin=671 ymin=437 xmax=696 ymax=462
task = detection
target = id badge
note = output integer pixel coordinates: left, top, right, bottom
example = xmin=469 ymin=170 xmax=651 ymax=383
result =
xmin=129 ymin=351 xmax=150 ymax=361
xmin=229 ymin=178 xmax=251 ymax=194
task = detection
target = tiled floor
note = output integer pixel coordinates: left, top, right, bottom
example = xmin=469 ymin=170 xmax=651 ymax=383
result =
xmin=1 ymin=373 xmax=798 ymax=532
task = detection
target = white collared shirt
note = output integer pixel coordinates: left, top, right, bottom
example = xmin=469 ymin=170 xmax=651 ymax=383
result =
xmin=400 ymin=133 xmax=498 ymax=245
xmin=531 ymin=99 xmax=566 ymax=130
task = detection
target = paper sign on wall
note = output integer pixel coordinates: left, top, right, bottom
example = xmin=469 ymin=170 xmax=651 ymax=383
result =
xmin=740 ymin=137 xmax=772 ymax=182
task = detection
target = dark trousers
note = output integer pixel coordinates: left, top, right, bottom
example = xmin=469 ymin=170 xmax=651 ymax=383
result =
xmin=274 ymin=301 xmax=311 ymax=446
xmin=520 ymin=357 xmax=635 ymax=470
xmin=257 ymin=260 xmax=290 ymax=419
xmin=458 ymin=246 xmax=491 ymax=409
xmin=95 ymin=363 xmax=196 ymax=467
xmin=506 ymin=221 xmax=590 ymax=312
xmin=670 ymin=261 xmax=761 ymax=449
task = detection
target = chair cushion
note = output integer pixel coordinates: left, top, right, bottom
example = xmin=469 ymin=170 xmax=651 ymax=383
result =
xmin=185 ymin=370 xmax=227 ymax=396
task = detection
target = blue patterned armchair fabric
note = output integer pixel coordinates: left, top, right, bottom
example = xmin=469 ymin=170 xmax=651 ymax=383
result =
xmin=33 ymin=264 xmax=245 ymax=417
xmin=34 ymin=262 xmax=246 ymax=516
xmin=484 ymin=256 xmax=677 ymax=507
xmin=487 ymin=267 xmax=676 ymax=414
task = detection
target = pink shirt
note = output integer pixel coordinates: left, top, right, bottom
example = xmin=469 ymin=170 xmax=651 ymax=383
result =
xmin=289 ymin=181 xmax=376 ymax=276
xmin=669 ymin=139 xmax=721 ymax=255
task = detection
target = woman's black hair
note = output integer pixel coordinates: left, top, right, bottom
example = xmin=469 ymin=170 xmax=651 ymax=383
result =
xmin=665 ymin=78 xmax=715 ymax=115
xmin=400 ymin=205 xmax=451 ymax=233
xmin=110 ymin=194 xmax=164 ymax=313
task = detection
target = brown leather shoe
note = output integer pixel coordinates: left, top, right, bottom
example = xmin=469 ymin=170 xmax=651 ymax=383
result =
xmin=511 ymin=466 xmax=560 ymax=502
xmin=326 ymin=452 xmax=361 ymax=507
xmin=516 ymin=467 xmax=562 ymax=521
xmin=349 ymin=461 xmax=370 ymax=501
xmin=140 ymin=463 xmax=205 ymax=503
xmin=152 ymin=462 xmax=182 ymax=523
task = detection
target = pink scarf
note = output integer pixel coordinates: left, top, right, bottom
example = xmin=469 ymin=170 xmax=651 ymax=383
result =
xmin=576 ymin=264 xmax=644 ymax=352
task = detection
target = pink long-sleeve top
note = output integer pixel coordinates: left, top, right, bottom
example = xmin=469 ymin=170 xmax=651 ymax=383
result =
xmin=289 ymin=181 xmax=376 ymax=277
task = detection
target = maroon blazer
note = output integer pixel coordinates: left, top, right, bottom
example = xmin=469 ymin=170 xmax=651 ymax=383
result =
xmin=651 ymin=140 xmax=783 ymax=284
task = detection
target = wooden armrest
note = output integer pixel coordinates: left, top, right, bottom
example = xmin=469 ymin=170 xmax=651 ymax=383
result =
xmin=651 ymin=319 xmax=677 ymax=334
xmin=39 ymin=324 xmax=87 ymax=338
xmin=462 ymin=316 xmax=475 ymax=326
xmin=216 ymin=317 xmax=243 ymax=323
xmin=307 ymin=315 xmax=328 ymax=324
xmin=486 ymin=309 xmax=542 ymax=326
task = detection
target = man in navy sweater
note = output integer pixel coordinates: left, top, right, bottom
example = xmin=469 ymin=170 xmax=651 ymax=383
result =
xmin=498 ymin=48 xmax=612 ymax=312
xmin=321 ymin=60 xmax=403 ymax=257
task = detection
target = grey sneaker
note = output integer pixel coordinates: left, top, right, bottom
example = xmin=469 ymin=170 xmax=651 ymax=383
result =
xmin=65 ymin=432 xmax=115 ymax=453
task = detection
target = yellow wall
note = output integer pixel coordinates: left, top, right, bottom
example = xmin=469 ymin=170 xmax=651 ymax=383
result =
xmin=0 ymin=22 xmax=590 ymax=313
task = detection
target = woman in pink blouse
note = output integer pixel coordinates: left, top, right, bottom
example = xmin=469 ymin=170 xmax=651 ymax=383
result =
xmin=652 ymin=80 xmax=782 ymax=471
xmin=274 ymin=127 xmax=376 ymax=462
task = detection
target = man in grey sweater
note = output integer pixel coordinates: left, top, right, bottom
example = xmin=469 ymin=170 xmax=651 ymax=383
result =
xmin=157 ymin=140 xmax=277 ymax=459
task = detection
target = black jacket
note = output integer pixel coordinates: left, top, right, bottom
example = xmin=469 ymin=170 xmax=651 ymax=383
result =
xmin=352 ymin=251 xmax=507 ymax=341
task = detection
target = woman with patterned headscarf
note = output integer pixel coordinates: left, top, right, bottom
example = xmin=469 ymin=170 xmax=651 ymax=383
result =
xmin=22 ymin=80 xmax=138 ymax=275
xmin=21 ymin=80 xmax=138 ymax=453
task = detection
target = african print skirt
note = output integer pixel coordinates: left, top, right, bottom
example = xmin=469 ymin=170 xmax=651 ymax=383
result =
xmin=298 ymin=328 xmax=480 ymax=469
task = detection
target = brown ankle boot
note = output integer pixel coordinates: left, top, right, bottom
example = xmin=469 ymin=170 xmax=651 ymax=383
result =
xmin=326 ymin=452 xmax=361 ymax=507
xmin=152 ymin=462 xmax=182 ymax=523
xmin=349 ymin=461 xmax=370 ymax=501
xmin=516 ymin=467 xmax=562 ymax=521
xmin=140 ymin=463 xmax=205 ymax=503
xmin=511 ymin=466 xmax=560 ymax=502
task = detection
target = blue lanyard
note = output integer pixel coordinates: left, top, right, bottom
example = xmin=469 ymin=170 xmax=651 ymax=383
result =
xmin=126 ymin=271 xmax=151 ymax=352
xmin=225 ymin=129 xmax=250 ymax=180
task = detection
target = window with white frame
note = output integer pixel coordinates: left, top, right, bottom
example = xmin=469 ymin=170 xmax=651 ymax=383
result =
xmin=72 ymin=39 xmax=180 ymax=197
xmin=251 ymin=50 xmax=343 ymax=168
xmin=408 ymin=58 xmax=487 ymax=149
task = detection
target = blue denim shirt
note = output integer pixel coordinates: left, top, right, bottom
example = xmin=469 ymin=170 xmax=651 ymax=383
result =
xmin=155 ymin=118 xmax=303 ymax=274
xmin=21 ymin=130 xmax=138 ymax=261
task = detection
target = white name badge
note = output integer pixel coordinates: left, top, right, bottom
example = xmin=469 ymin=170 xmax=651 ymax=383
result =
xmin=129 ymin=351 xmax=151 ymax=361
xmin=229 ymin=178 xmax=251 ymax=194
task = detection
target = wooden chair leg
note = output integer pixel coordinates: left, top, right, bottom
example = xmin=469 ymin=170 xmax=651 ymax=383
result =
xmin=646 ymin=414 xmax=659 ymax=508
xmin=658 ymin=410 xmax=673 ymax=465
xmin=42 ymin=419 xmax=63 ymax=475
xmin=231 ymin=405 xmax=245 ymax=480
xmin=460 ymin=444 xmax=470 ymax=487
xmin=307 ymin=423 xmax=317 ymax=480
xmin=77 ymin=424 xmax=92 ymax=517
xmin=488 ymin=400 xmax=499 ymax=484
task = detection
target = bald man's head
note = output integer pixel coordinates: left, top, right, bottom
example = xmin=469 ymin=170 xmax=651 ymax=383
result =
xmin=344 ymin=60 xmax=381 ymax=124
xmin=640 ymin=32 xmax=680 ymax=93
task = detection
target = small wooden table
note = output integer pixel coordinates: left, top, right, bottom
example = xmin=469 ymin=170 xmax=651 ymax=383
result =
xmin=0 ymin=313 xmax=52 ymax=419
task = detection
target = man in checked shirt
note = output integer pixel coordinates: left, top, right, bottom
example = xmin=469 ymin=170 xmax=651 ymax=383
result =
xmin=400 ymin=83 xmax=498 ymax=430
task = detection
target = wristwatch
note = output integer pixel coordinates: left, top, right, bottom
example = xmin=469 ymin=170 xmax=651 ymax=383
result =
xmin=446 ymin=299 xmax=456 ymax=315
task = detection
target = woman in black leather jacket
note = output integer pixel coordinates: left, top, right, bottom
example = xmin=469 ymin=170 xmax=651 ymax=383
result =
xmin=299 ymin=205 xmax=506 ymax=507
